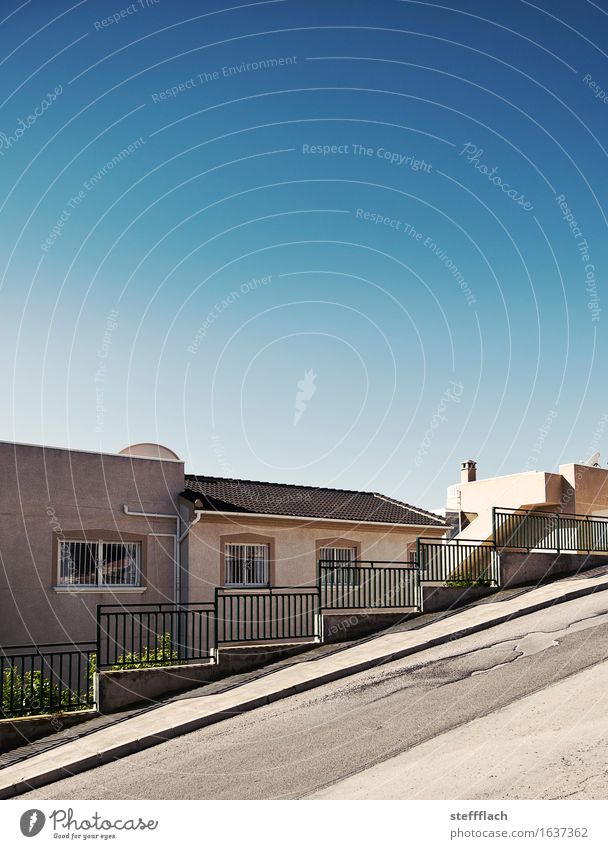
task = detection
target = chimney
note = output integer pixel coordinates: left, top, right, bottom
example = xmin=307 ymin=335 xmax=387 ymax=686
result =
xmin=460 ymin=459 xmax=477 ymax=483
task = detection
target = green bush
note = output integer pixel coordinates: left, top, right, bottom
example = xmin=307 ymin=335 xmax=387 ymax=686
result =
xmin=446 ymin=578 xmax=492 ymax=588
xmin=0 ymin=667 xmax=93 ymax=718
xmin=110 ymin=633 xmax=185 ymax=670
xmin=1 ymin=668 xmax=60 ymax=716
xmin=1 ymin=654 xmax=97 ymax=718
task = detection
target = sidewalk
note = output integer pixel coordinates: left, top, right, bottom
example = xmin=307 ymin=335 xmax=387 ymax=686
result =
xmin=2 ymin=567 xmax=608 ymax=799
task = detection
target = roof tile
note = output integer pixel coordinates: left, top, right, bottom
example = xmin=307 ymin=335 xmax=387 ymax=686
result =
xmin=182 ymin=476 xmax=446 ymax=527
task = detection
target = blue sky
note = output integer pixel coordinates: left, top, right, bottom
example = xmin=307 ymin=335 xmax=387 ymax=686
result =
xmin=0 ymin=0 xmax=607 ymax=508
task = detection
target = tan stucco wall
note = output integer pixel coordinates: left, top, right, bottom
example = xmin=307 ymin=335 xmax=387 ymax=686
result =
xmin=559 ymin=464 xmax=608 ymax=516
xmin=449 ymin=463 xmax=608 ymax=543
xmin=0 ymin=442 xmax=184 ymax=645
xmin=186 ymin=513 xmax=446 ymax=601
xmin=449 ymin=471 xmax=565 ymax=542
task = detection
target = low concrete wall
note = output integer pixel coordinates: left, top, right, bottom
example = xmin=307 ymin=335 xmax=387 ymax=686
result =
xmin=97 ymin=643 xmax=314 ymax=713
xmin=422 ymin=584 xmax=497 ymax=612
xmin=499 ymin=551 xmax=608 ymax=588
xmin=0 ymin=710 xmax=96 ymax=754
xmin=322 ymin=610 xmax=416 ymax=643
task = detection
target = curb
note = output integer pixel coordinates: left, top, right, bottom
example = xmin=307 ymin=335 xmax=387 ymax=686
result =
xmin=2 ymin=577 xmax=608 ymax=799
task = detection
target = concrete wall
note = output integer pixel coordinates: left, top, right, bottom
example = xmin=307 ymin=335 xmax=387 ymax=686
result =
xmin=421 ymin=583 xmax=497 ymax=612
xmin=187 ymin=513 xmax=446 ymax=601
xmin=322 ymin=610 xmax=416 ymax=643
xmin=97 ymin=644 xmax=313 ymax=712
xmin=499 ymin=550 xmax=608 ymax=588
xmin=0 ymin=710 xmax=95 ymax=754
xmin=0 ymin=441 xmax=184 ymax=645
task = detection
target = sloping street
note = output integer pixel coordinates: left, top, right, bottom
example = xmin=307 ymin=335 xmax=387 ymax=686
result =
xmin=21 ymin=588 xmax=608 ymax=800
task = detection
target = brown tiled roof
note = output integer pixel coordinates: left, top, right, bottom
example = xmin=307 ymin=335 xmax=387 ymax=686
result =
xmin=182 ymin=475 xmax=446 ymax=527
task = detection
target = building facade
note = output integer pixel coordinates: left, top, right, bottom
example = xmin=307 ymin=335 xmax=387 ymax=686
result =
xmin=0 ymin=440 xmax=447 ymax=645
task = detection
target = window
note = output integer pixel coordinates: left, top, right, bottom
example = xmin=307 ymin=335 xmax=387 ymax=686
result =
xmin=58 ymin=540 xmax=141 ymax=587
xmin=319 ymin=546 xmax=357 ymax=584
xmin=225 ymin=543 xmax=269 ymax=585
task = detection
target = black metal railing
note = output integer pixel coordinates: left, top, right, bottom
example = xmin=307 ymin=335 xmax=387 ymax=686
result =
xmin=318 ymin=561 xmax=420 ymax=609
xmin=417 ymin=538 xmax=499 ymax=584
xmin=96 ymin=602 xmax=215 ymax=670
xmin=0 ymin=643 xmax=96 ymax=718
xmin=215 ymin=587 xmax=320 ymax=644
xmin=493 ymin=507 xmax=608 ymax=553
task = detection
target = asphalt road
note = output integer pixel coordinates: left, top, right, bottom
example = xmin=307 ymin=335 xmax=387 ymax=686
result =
xmin=22 ymin=591 xmax=608 ymax=800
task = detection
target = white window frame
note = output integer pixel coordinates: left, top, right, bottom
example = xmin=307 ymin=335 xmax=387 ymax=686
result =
xmin=57 ymin=539 xmax=141 ymax=588
xmin=319 ymin=546 xmax=357 ymax=585
xmin=224 ymin=543 xmax=269 ymax=586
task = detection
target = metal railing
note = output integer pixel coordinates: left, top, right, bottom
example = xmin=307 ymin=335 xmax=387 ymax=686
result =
xmin=96 ymin=602 xmax=216 ymax=670
xmin=0 ymin=643 xmax=96 ymax=718
xmin=417 ymin=538 xmax=499 ymax=584
xmin=215 ymin=587 xmax=320 ymax=644
xmin=493 ymin=507 xmax=608 ymax=553
xmin=318 ymin=561 xmax=420 ymax=609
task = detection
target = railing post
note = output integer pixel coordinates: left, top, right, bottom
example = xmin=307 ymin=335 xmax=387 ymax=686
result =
xmin=316 ymin=558 xmax=322 ymax=610
xmin=211 ymin=592 xmax=218 ymax=663
xmin=492 ymin=506 xmax=497 ymax=545
xmin=95 ymin=605 xmax=101 ymax=671
xmin=314 ymin=585 xmax=322 ymax=641
xmin=213 ymin=587 xmax=220 ymax=656
xmin=555 ymin=511 xmax=561 ymax=554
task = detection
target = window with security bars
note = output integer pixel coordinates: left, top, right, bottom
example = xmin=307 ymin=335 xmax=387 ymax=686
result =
xmin=320 ymin=546 xmax=357 ymax=585
xmin=224 ymin=543 xmax=269 ymax=585
xmin=58 ymin=540 xmax=141 ymax=586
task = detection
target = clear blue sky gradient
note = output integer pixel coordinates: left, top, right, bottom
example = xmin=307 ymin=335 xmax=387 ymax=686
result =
xmin=1 ymin=0 xmax=607 ymax=508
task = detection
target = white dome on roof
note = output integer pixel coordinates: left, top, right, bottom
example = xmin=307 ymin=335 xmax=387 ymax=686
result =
xmin=118 ymin=442 xmax=180 ymax=461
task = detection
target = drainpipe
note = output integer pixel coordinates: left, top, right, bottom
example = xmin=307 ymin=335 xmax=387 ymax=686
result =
xmin=122 ymin=505 xmax=180 ymax=604
xmin=177 ymin=510 xmax=204 ymax=605
xmin=178 ymin=510 xmax=203 ymax=543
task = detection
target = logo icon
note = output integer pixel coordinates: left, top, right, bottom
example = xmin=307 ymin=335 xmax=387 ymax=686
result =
xmin=293 ymin=368 xmax=317 ymax=425
xmin=20 ymin=810 xmax=46 ymax=837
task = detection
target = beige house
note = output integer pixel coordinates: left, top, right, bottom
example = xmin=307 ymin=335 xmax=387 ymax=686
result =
xmin=0 ymin=439 xmax=447 ymax=646
xmin=446 ymin=458 xmax=608 ymax=543
xmin=180 ymin=476 xmax=448 ymax=602
xmin=0 ymin=440 xmax=184 ymax=646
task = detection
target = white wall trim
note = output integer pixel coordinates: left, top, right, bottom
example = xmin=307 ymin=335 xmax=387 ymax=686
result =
xmin=194 ymin=509 xmax=446 ymax=530
xmin=52 ymin=586 xmax=147 ymax=594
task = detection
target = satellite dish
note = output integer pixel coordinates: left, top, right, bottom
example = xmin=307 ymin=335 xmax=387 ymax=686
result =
xmin=584 ymin=451 xmax=600 ymax=467
xmin=118 ymin=443 xmax=181 ymax=461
